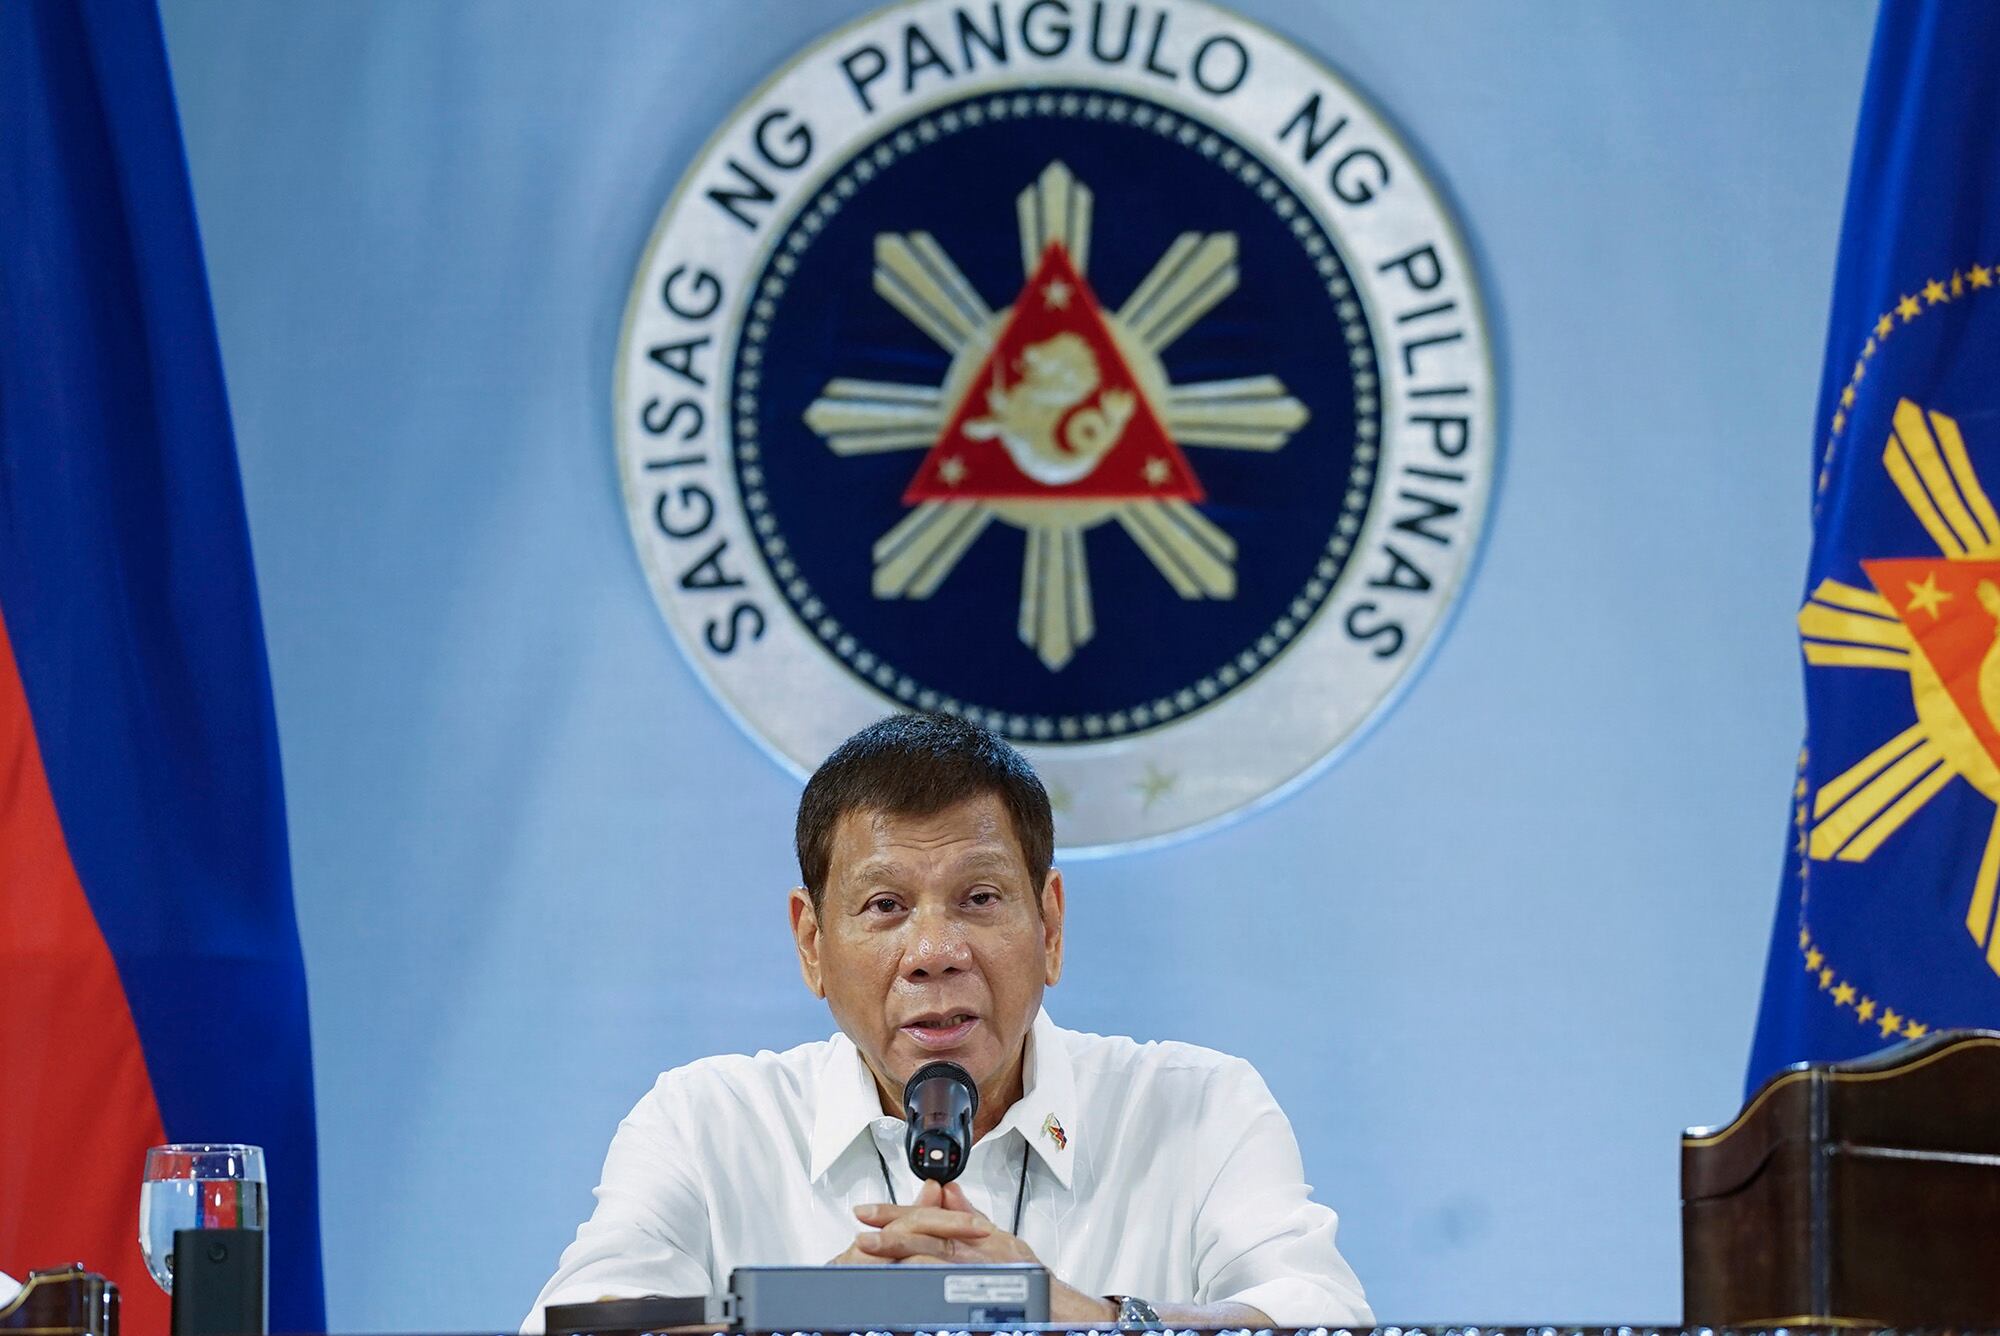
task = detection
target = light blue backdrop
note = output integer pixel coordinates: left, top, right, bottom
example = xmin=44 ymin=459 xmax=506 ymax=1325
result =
xmin=155 ymin=2 xmax=1876 ymax=1329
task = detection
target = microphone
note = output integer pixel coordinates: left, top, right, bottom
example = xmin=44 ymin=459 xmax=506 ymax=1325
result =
xmin=902 ymin=1060 xmax=978 ymax=1183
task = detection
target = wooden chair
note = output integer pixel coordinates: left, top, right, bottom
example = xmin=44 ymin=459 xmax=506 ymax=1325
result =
xmin=1682 ymin=1028 xmax=2000 ymax=1326
xmin=0 ymin=1265 xmax=117 ymax=1336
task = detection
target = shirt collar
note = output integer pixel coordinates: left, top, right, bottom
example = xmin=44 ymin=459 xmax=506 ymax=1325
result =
xmin=808 ymin=1008 xmax=1076 ymax=1189
xmin=808 ymin=1028 xmax=891 ymax=1184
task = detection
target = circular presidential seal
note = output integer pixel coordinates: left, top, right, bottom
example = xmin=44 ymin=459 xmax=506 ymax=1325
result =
xmin=615 ymin=0 xmax=1496 ymax=853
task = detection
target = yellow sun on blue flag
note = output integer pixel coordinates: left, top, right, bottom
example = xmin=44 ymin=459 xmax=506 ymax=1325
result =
xmin=1750 ymin=2 xmax=2000 ymax=1090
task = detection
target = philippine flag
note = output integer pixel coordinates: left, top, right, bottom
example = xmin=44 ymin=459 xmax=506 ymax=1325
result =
xmin=1746 ymin=0 xmax=2000 ymax=1094
xmin=0 ymin=3 xmax=326 ymax=1332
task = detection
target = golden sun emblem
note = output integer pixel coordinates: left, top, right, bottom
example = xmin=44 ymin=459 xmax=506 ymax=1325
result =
xmin=802 ymin=161 xmax=1309 ymax=671
xmin=1799 ymin=397 xmax=2000 ymax=977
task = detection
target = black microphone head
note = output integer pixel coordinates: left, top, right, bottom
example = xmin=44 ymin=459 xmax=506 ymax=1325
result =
xmin=903 ymin=1060 xmax=979 ymax=1115
xmin=903 ymin=1060 xmax=978 ymax=1183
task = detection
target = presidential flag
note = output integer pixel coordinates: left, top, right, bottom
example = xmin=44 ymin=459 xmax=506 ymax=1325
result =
xmin=1749 ymin=1 xmax=2000 ymax=1091
xmin=0 ymin=4 xmax=326 ymax=1330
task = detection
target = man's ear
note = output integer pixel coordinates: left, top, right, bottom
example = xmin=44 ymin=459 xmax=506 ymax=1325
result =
xmin=1039 ymin=867 xmax=1065 ymax=987
xmin=789 ymin=887 xmax=826 ymax=998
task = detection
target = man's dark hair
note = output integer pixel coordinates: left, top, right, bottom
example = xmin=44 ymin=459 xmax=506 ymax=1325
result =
xmin=796 ymin=713 xmax=1054 ymax=908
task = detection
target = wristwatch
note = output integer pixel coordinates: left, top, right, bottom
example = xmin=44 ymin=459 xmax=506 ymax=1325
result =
xmin=1107 ymin=1295 xmax=1161 ymax=1330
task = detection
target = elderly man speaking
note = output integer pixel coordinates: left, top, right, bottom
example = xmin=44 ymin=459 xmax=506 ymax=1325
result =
xmin=525 ymin=714 xmax=1370 ymax=1330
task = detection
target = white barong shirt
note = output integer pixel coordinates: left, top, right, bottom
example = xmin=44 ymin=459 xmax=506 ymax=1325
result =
xmin=525 ymin=1011 xmax=1370 ymax=1330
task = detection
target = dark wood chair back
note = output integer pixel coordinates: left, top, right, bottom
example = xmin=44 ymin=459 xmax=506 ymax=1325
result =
xmin=1682 ymin=1028 xmax=2000 ymax=1326
xmin=0 ymin=1265 xmax=118 ymax=1336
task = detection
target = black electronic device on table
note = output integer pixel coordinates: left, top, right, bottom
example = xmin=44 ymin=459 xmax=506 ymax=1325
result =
xmin=169 ymin=1228 xmax=263 ymax=1336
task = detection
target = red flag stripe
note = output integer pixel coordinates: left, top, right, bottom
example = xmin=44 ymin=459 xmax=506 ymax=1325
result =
xmin=0 ymin=606 xmax=171 ymax=1336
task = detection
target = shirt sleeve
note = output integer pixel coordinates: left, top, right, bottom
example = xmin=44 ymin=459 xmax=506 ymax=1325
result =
xmin=520 ymin=1074 xmax=715 ymax=1334
xmin=1189 ymin=1058 xmax=1374 ymax=1328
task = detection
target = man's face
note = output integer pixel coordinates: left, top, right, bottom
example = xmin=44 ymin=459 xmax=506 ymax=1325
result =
xmin=790 ymin=792 xmax=1064 ymax=1113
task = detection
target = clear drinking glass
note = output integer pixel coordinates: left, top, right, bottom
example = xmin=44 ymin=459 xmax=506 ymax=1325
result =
xmin=138 ymin=1144 xmax=267 ymax=1294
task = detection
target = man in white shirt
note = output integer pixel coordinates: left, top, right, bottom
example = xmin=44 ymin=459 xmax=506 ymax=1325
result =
xmin=526 ymin=714 xmax=1370 ymax=1331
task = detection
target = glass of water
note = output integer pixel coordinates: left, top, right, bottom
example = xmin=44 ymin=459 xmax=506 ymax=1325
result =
xmin=138 ymin=1144 xmax=266 ymax=1294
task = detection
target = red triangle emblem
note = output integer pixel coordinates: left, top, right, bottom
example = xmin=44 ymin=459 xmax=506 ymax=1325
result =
xmin=904 ymin=243 xmax=1204 ymax=504
xmin=1865 ymin=556 xmax=2000 ymax=768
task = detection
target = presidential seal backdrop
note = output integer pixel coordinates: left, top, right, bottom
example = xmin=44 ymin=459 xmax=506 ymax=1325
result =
xmin=615 ymin=0 xmax=1495 ymax=853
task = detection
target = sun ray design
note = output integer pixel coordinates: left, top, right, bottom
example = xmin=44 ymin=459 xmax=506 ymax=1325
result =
xmin=1116 ymin=501 xmax=1237 ymax=598
xmin=1809 ymin=723 xmax=1956 ymax=861
xmin=872 ymin=502 xmax=995 ymax=598
xmin=1019 ymin=522 xmax=1095 ymax=671
xmin=1018 ymin=161 xmax=1092 ymax=278
xmin=1118 ymin=233 xmax=1239 ymax=353
xmin=1969 ymin=813 xmax=2000 ymax=974
xmin=803 ymin=159 xmax=1308 ymax=673
xmin=804 ymin=380 xmax=945 ymax=455
xmin=1163 ymin=377 xmax=1309 ymax=451
xmin=1883 ymin=398 xmax=2000 ymax=558
xmin=1798 ymin=578 xmax=1913 ymax=670
xmin=872 ymin=233 xmax=992 ymax=354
